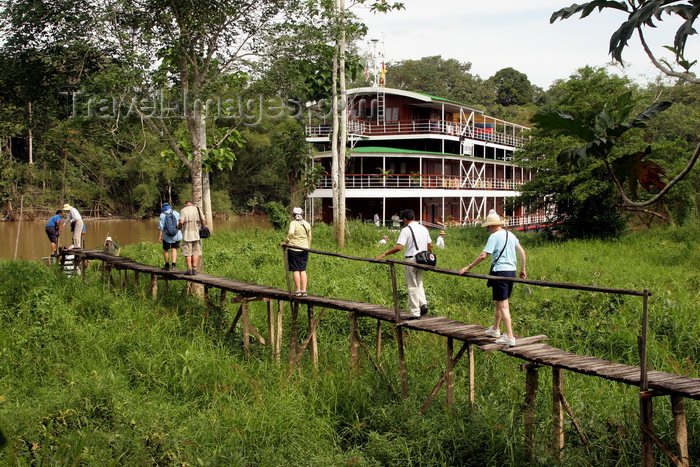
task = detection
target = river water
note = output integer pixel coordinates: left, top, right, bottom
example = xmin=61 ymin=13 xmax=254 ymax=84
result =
xmin=1 ymin=215 xmax=271 ymax=262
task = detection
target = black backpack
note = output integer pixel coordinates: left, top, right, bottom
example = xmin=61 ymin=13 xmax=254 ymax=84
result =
xmin=164 ymin=212 xmax=178 ymax=237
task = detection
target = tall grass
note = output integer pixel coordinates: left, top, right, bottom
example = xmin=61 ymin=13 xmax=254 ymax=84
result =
xmin=0 ymin=222 xmax=697 ymax=465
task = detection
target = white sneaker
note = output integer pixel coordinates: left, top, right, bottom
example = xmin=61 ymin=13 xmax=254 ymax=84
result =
xmin=485 ymin=326 xmax=501 ymax=338
xmin=495 ymin=334 xmax=515 ymax=346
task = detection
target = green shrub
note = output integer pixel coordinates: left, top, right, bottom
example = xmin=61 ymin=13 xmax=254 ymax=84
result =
xmin=265 ymin=201 xmax=289 ymax=230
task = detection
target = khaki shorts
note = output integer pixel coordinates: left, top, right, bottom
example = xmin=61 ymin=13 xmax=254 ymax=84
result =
xmin=181 ymin=240 xmax=202 ymax=257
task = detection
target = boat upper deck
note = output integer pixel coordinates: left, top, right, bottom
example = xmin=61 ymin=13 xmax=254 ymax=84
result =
xmin=305 ymin=87 xmax=530 ymax=149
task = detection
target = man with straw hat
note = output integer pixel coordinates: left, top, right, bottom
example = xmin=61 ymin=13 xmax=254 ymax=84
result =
xmin=436 ymin=229 xmax=446 ymax=249
xmin=61 ymin=203 xmax=83 ymax=248
xmin=459 ymin=210 xmax=527 ymax=346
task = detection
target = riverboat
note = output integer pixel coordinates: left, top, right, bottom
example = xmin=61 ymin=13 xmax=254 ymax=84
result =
xmin=305 ymin=86 xmax=545 ymax=229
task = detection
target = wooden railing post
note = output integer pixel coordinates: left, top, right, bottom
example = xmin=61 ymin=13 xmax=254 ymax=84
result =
xmin=395 ymin=325 xmax=407 ymax=399
xmin=288 ymin=302 xmax=299 ymax=365
xmin=524 ymin=364 xmax=539 ymax=463
xmin=242 ymin=300 xmax=250 ymax=360
xmin=445 ymin=337 xmax=455 ymax=412
xmin=350 ymin=311 xmax=359 ymax=371
xmin=639 ymin=290 xmax=653 ymax=466
xmin=276 ymin=301 xmax=283 ymax=363
xmin=308 ymin=305 xmax=318 ymax=368
xmin=671 ymin=395 xmax=690 ymax=467
xmin=375 ymin=320 xmax=383 ymax=362
xmin=267 ymin=299 xmax=275 ymax=361
xmin=552 ymin=367 xmax=565 ymax=457
xmin=389 ymin=263 xmax=401 ymax=323
xmin=468 ymin=343 xmax=475 ymax=409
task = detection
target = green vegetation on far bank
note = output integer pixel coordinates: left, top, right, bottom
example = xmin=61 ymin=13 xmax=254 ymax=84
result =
xmin=0 ymin=222 xmax=698 ymax=465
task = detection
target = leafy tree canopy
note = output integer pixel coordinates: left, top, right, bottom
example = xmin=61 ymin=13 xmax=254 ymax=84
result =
xmin=386 ymin=55 xmax=496 ymax=108
xmin=487 ymin=67 xmax=535 ymax=107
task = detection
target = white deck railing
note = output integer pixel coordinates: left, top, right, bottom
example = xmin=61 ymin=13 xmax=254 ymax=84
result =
xmin=459 ymin=214 xmax=550 ymax=228
xmin=317 ymin=174 xmax=527 ymax=190
xmin=306 ymin=119 xmax=529 ymax=148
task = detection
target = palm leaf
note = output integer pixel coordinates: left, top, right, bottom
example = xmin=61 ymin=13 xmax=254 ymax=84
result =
xmin=530 ymin=111 xmax=595 ymax=141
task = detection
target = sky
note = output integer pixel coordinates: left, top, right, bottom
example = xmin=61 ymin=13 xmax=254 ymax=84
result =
xmin=355 ymin=0 xmax=697 ymax=89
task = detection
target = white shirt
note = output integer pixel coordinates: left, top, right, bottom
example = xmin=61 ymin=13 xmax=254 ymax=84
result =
xmin=63 ymin=207 xmax=82 ymax=226
xmin=396 ymin=221 xmax=432 ymax=257
xmin=436 ymin=235 xmax=445 ymax=248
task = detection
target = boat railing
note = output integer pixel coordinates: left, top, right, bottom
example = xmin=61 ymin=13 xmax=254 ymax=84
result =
xmin=459 ymin=214 xmax=550 ymax=228
xmin=306 ymin=119 xmax=529 ymax=148
xmin=317 ymin=174 xmax=527 ymax=190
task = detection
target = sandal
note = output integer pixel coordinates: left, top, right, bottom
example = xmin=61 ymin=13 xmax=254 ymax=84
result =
xmin=293 ymin=290 xmax=303 ymax=297
xmin=300 ymin=290 xmax=308 ymax=297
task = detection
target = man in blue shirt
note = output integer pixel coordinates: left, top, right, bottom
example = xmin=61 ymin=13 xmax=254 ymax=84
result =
xmin=460 ymin=210 xmax=527 ymax=346
xmin=45 ymin=210 xmax=63 ymax=256
xmin=158 ymin=203 xmax=183 ymax=270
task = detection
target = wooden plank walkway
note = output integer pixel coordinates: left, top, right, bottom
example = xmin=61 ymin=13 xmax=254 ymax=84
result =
xmin=73 ymin=248 xmax=700 ymax=401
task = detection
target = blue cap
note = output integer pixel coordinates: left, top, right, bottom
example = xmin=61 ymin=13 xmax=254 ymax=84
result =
xmin=161 ymin=203 xmax=171 ymax=213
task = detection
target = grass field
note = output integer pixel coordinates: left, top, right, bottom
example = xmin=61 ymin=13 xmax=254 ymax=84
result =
xmin=0 ymin=221 xmax=697 ymax=465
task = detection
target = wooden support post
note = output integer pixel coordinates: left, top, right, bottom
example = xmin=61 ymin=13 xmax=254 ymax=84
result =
xmin=219 ymin=290 xmax=227 ymax=310
xmin=288 ymin=302 xmax=299 ymax=365
xmin=394 ymin=325 xmax=407 ymax=399
xmin=389 ymin=263 xmax=401 ymax=323
xmin=446 ymin=337 xmax=454 ymax=412
xmin=350 ymin=312 xmax=359 ymax=371
xmin=267 ymin=300 xmax=275 ymax=360
xmin=226 ymin=305 xmax=243 ymax=334
xmin=640 ymin=392 xmax=654 ymax=467
xmin=672 ymin=396 xmax=689 ymax=467
xmin=639 ymin=290 xmax=654 ymax=466
xmin=289 ymin=308 xmax=326 ymax=367
xmin=375 ymin=320 xmax=383 ymax=363
xmin=204 ymin=286 xmax=210 ymax=307
xmin=148 ymin=274 xmax=157 ymax=299
xmin=420 ymin=342 xmax=469 ymax=414
xmin=282 ymin=246 xmax=292 ymax=296
xmin=560 ymin=391 xmax=589 ymax=448
xmin=242 ymin=300 xmax=250 ymax=359
xmin=276 ymin=301 xmax=283 ymax=363
xmin=468 ymin=343 xmax=475 ymax=409
xmin=308 ymin=305 xmax=318 ymax=367
xmin=524 ymin=364 xmax=539 ymax=463
xmin=552 ymin=367 xmax=565 ymax=457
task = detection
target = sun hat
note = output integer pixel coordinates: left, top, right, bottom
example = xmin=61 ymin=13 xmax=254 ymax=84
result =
xmin=292 ymin=207 xmax=303 ymax=215
xmin=440 ymin=230 xmax=446 ymax=235
xmin=105 ymin=236 xmax=112 ymax=242
xmin=481 ymin=209 xmax=505 ymax=227
xmin=62 ymin=203 xmax=72 ymax=211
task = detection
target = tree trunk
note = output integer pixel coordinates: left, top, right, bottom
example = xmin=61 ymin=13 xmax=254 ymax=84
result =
xmin=337 ymin=0 xmax=347 ymax=249
xmin=27 ymin=101 xmax=33 ymax=165
xmin=187 ymin=105 xmax=205 ymax=209
xmin=331 ymin=37 xmax=341 ymax=244
xmin=203 ymin=172 xmax=213 ymax=232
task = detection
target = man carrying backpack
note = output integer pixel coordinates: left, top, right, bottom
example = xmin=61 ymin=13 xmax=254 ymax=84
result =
xmin=158 ymin=203 xmax=183 ymax=270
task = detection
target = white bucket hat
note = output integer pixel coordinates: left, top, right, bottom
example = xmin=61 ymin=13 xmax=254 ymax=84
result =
xmin=481 ymin=209 xmax=505 ymax=227
xmin=292 ymin=207 xmax=303 ymax=215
